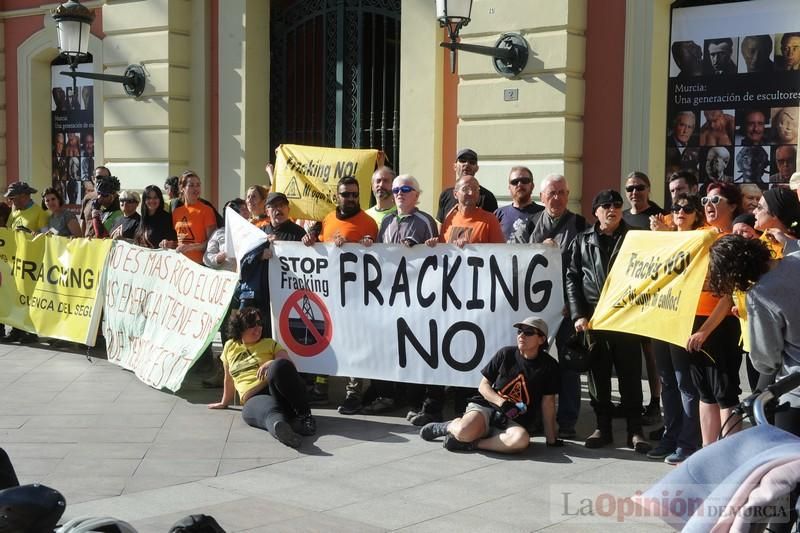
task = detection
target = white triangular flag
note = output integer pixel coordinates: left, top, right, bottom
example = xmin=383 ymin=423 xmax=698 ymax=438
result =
xmin=224 ymin=206 xmax=269 ymax=272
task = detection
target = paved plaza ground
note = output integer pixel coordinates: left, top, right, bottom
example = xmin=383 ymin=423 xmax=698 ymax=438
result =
xmin=0 ymin=339 xmax=683 ymax=532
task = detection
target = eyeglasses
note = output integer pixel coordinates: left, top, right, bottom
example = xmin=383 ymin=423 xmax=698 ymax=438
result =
xmin=671 ymin=204 xmax=695 ymax=214
xmin=339 ymin=191 xmax=359 ymax=199
xmin=392 ymin=185 xmax=415 ymax=195
xmin=598 ymin=201 xmax=623 ymax=210
xmin=509 ymin=177 xmax=533 ymax=186
xmin=701 ymin=196 xmax=726 ymax=206
xmin=120 ymin=199 xmax=138 ymax=204
xmin=625 ymin=184 xmax=647 ymax=193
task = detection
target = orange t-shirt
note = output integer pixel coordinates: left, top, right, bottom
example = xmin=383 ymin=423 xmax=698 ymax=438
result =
xmin=319 ymin=210 xmax=378 ymax=243
xmin=173 ymin=202 xmax=217 ymax=263
xmin=440 ymin=207 xmax=505 ymax=244
xmin=695 ymin=229 xmax=729 ymax=317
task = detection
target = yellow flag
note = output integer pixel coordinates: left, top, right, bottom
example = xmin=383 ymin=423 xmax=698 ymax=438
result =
xmin=590 ymin=229 xmax=717 ymax=347
xmin=273 ymin=144 xmax=380 ymax=221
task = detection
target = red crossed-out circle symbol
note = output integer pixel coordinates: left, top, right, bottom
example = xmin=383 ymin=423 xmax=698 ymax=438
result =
xmin=278 ymin=290 xmax=333 ymax=357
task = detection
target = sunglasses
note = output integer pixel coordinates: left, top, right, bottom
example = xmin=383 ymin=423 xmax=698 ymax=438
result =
xmin=701 ymin=196 xmax=726 ymax=206
xmin=510 ymin=178 xmax=533 ymax=186
xmin=392 ymin=185 xmax=415 ymax=195
xmin=517 ymin=328 xmax=543 ymax=337
xmin=120 ymin=199 xmax=138 ymax=204
xmin=339 ymin=192 xmax=359 ymax=199
xmin=625 ymin=184 xmax=647 ymax=193
xmin=671 ymin=204 xmax=695 ymax=214
xmin=598 ymin=201 xmax=624 ymax=210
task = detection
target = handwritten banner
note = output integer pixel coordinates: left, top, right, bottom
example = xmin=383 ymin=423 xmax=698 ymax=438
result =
xmin=101 ymin=241 xmax=238 ymax=391
xmin=0 ymin=228 xmax=111 ymax=344
xmin=268 ymin=242 xmax=564 ymax=387
xmin=272 ymin=144 xmax=380 ymax=221
xmin=590 ymin=229 xmax=717 ymax=346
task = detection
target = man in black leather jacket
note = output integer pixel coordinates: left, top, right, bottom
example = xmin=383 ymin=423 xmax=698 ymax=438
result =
xmin=565 ymin=189 xmax=650 ymax=454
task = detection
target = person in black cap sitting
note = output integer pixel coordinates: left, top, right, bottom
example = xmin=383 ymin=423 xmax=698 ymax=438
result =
xmin=566 ymin=189 xmax=651 ymax=453
xmin=419 ymin=316 xmax=561 ymax=454
xmin=436 ymin=148 xmax=498 ymax=222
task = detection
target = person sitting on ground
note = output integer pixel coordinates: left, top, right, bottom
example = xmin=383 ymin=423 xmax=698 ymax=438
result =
xmin=420 ymin=317 xmax=561 ymax=453
xmin=208 ymin=307 xmax=316 ymax=448
xmin=134 ymin=185 xmax=178 ymax=249
xmin=39 ymin=187 xmax=81 ymax=237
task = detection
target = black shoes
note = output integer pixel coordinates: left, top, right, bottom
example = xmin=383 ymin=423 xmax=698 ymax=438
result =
xmin=584 ymin=429 xmax=613 ymax=449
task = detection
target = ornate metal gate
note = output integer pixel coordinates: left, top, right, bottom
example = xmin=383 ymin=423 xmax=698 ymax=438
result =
xmin=270 ymin=0 xmax=401 ymax=169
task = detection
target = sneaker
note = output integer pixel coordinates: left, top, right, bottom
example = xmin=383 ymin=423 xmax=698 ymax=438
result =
xmin=443 ymin=434 xmax=476 ymax=452
xmin=420 ymin=421 xmax=450 ymax=441
xmin=308 ymin=386 xmax=329 ymax=406
xmin=295 ymin=414 xmax=317 ymax=436
xmin=665 ymin=447 xmax=693 ymax=465
xmin=409 ymin=411 xmax=443 ymax=426
xmin=558 ymin=426 xmax=578 ymax=439
xmin=361 ymin=397 xmax=395 ymax=415
xmin=337 ymin=394 xmax=362 ymax=415
xmin=272 ymin=420 xmax=302 ymax=448
xmin=646 ymin=443 xmax=676 ymax=460
xmin=5 ymin=329 xmax=28 ymax=343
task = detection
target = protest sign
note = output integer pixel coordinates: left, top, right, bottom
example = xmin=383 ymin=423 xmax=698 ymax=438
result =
xmin=0 ymin=228 xmax=111 ymax=344
xmin=590 ymin=229 xmax=717 ymax=346
xmin=268 ymin=242 xmax=564 ymax=387
xmin=272 ymin=144 xmax=380 ymax=221
xmin=101 ymin=242 xmax=238 ymax=391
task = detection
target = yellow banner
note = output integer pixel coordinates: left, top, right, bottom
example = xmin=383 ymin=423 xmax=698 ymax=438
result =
xmin=0 ymin=228 xmax=112 ymax=344
xmin=590 ymin=229 xmax=717 ymax=347
xmin=273 ymin=144 xmax=380 ymax=221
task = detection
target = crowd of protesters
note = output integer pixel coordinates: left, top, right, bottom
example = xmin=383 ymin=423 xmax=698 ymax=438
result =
xmin=3 ymin=149 xmax=800 ymax=455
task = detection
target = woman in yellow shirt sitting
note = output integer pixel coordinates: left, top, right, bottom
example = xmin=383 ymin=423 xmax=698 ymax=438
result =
xmin=208 ymin=307 xmax=316 ymax=448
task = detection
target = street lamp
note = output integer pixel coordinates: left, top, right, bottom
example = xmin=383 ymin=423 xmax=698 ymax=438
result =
xmin=436 ymin=0 xmax=529 ymax=78
xmin=52 ymin=0 xmax=146 ymax=97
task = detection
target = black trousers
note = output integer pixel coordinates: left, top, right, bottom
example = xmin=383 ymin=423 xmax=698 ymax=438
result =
xmin=241 ymin=359 xmax=310 ymax=438
xmin=587 ymin=331 xmax=643 ymax=434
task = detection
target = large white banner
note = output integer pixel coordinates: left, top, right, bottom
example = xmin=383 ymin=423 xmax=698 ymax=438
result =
xmin=101 ymin=242 xmax=239 ymax=391
xmin=268 ymin=242 xmax=564 ymax=387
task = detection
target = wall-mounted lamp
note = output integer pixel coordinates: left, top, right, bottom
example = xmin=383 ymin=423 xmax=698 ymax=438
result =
xmin=52 ymin=0 xmax=146 ymax=97
xmin=436 ymin=0 xmax=529 ymax=78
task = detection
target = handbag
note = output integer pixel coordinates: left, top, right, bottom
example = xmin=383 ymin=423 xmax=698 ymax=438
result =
xmin=560 ymin=330 xmax=597 ymax=372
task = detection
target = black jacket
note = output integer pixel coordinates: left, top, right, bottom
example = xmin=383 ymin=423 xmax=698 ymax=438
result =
xmin=565 ymin=220 xmax=630 ymax=322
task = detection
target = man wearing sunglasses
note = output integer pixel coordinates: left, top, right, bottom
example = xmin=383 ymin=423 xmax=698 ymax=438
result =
xmin=364 ymin=175 xmax=441 ymax=422
xmin=494 ymin=166 xmax=544 ymax=241
xmin=566 ymin=189 xmax=650 ymax=453
xmin=304 ymin=176 xmax=378 ymax=415
xmin=622 ymin=171 xmax=664 ymax=230
xmin=436 ymin=148 xmax=498 ymax=223
xmin=420 ymin=316 xmax=561 ymax=453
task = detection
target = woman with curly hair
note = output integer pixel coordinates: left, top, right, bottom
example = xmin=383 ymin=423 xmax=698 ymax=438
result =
xmin=208 ymin=307 xmax=316 ymax=448
xmin=679 ymin=182 xmax=743 ymax=455
xmin=709 ymin=234 xmax=800 ymax=436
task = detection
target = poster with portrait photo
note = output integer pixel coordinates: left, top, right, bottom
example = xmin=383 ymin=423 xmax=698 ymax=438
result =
xmin=51 ymin=56 xmax=95 ymax=209
xmin=667 ymin=0 xmax=800 ymax=201
xmin=769 ymin=144 xmax=797 ymax=187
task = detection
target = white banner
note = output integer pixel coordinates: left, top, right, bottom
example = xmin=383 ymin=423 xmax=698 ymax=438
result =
xmin=101 ymin=242 xmax=239 ymax=391
xmin=268 ymin=242 xmax=564 ymax=387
